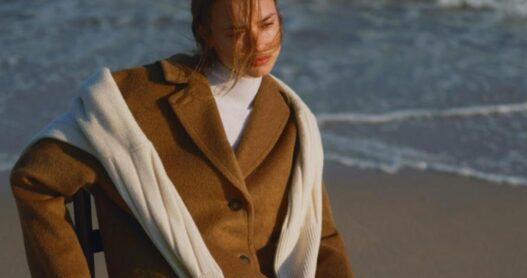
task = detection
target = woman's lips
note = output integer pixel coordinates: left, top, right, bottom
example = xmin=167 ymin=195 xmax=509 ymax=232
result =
xmin=251 ymin=55 xmax=271 ymax=66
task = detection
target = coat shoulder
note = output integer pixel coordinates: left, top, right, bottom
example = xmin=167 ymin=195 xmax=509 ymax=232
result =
xmin=107 ymin=61 xmax=175 ymax=109
xmin=110 ymin=53 xmax=199 ymax=89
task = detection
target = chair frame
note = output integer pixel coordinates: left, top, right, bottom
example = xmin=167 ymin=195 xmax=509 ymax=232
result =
xmin=73 ymin=188 xmax=104 ymax=278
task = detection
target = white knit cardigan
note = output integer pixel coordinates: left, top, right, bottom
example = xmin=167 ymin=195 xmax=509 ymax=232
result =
xmin=24 ymin=67 xmax=324 ymax=278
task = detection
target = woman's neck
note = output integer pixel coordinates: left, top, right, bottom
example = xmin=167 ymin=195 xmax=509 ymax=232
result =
xmin=203 ymin=60 xmax=262 ymax=109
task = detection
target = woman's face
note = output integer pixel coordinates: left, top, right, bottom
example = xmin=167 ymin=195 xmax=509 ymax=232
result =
xmin=206 ymin=0 xmax=281 ymax=77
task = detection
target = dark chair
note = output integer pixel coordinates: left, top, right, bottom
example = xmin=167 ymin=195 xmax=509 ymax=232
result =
xmin=73 ymin=188 xmax=104 ymax=278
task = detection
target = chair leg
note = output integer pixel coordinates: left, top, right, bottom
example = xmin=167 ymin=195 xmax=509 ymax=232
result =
xmin=73 ymin=189 xmax=96 ymax=278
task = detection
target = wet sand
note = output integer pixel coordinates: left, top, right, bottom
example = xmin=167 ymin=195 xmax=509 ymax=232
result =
xmin=2 ymin=162 xmax=527 ymax=277
xmin=324 ymin=162 xmax=527 ymax=278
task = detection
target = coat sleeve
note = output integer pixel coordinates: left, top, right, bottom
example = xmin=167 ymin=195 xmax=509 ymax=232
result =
xmin=315 ymin=179 xmax=354 ymax=277
xmin=9 ymin=138 xmax=100 ymax=278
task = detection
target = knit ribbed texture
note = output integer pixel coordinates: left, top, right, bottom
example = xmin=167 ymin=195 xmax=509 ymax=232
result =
xmin=23 ymin=68 xmax=324 ymax=278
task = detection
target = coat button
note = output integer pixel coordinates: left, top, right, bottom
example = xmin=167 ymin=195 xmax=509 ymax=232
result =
xmin=239 ymin=254 xmax=250 ymax=264
xmin=228 ymin=199 xmax=243 ymax=211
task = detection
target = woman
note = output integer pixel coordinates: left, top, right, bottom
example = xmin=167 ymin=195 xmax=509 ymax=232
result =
xmin=10 ymin=0 xmax=353 ymax=277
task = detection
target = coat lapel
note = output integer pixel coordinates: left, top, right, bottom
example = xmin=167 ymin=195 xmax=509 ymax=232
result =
xmin=159 ymin=55 xmax=290 ymax=190
xmin=233 ymin=74 xmax=291 ymax=179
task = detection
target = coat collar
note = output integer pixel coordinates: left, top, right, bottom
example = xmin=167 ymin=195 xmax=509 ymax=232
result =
xmin=159 ymin=54 xmax=291 ymax=194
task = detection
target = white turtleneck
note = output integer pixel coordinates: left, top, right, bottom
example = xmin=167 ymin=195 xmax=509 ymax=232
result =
xmin=204 ymin=61 xmax=262 ymax=150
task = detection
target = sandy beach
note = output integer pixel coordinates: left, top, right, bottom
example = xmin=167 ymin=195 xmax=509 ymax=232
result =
xmin=324 ymin=162 xmax=527 ymax=278
xmin=2 ymin=162 xmax=527 ymax=277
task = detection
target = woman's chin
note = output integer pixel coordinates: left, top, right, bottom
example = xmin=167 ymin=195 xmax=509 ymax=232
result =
xmin=245 ymin=63 xmax=274 ymax=78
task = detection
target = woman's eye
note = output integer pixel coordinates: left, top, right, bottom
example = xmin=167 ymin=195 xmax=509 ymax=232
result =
xmin=262 ymin=22 xmax=274 ymax=28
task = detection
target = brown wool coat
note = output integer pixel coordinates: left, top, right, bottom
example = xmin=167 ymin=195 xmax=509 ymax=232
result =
xmin=10 ymin=54 xmax=354 ymax=278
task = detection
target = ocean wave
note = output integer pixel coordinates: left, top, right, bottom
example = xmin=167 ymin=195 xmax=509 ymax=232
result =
xmin=295 ymin=0 xmax=527 ymax=18
xmin=0 ymin=152 xmax=19 ymax=172
xmin=437 ymin=0 xmax=527 ymax=18
xmin=316 ymin=102 xmax=527 ymax=126
xmin=321 ymin=132 xmax=527 ymax=187
xmin=325 ymin=152 xmax=527 ymax=187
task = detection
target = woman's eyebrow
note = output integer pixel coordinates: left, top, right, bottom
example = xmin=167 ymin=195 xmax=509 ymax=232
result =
xmin=224 ymin=13 xmax=277 ymax=30
xmin=259 ymin=13 xmax=276 ymax=23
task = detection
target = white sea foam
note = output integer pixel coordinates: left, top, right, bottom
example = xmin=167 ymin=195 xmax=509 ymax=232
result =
xmin=316 ymin=102 xmax=527 ymax=126
xmin=326 ymin=152 xmax=527 ymax=187
xmin=322 ymin=132 xmax=527 ymax=187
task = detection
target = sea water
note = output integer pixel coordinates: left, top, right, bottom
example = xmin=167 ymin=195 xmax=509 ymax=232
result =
xmin=1 ymin=0 xmax=526 ymax=187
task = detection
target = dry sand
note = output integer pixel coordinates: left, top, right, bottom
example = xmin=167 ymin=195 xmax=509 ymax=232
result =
xmin=2 ymin=162 xmax=527 ymax=277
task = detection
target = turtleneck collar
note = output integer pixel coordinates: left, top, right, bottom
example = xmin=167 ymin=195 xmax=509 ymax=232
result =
xmin=203 ymin=60 xmax=263 ymax=109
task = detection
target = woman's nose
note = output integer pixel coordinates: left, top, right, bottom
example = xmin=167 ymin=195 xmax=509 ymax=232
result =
xmin=249 ymin=26 xmax=266 ymax=51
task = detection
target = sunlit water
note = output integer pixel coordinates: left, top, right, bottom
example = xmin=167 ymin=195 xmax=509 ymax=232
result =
xmin=1 ymin=0 xmax=526 ymax=187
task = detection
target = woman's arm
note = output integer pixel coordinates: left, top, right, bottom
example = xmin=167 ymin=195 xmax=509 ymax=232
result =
xmin=10 ymin=138 xmax=98 ymax=278
xmin=316 ymin=180 xmax=354 ymax=278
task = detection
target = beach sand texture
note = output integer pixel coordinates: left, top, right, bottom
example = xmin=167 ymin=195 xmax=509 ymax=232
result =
xmin=2 ymin=162 xmax=527 ymax=277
